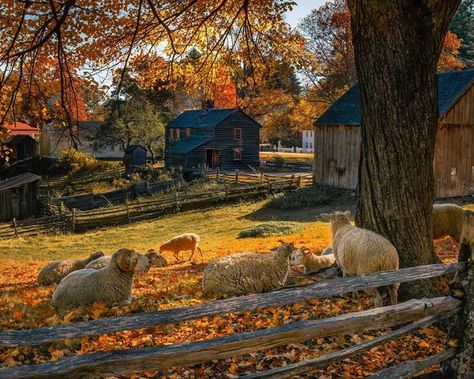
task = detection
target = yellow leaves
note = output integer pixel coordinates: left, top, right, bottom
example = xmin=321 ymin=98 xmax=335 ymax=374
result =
xmin=228 ymin=362 xmax=239 ymax=375
xmin=89 ymin=302 xmax=107 ymax=320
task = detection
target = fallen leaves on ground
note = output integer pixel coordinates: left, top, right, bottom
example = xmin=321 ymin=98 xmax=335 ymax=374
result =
xmin=0 ymin=239 xmax=459 ymax=378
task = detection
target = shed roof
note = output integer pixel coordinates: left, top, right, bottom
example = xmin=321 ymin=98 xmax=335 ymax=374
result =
xmin=124 ymin=144 xmax=146 ymax=153
xmin=316 ymin=69 xmax=474 ymax=126
xmin=167 ymin=135 xmax=213 ymax=154
xmin=167 ymin=108 xmax=238 ymax=129
xmin=0 ymin=172 xmax=41 ymax=192
xmin=3 ymin=121 xmax=40 ymax=136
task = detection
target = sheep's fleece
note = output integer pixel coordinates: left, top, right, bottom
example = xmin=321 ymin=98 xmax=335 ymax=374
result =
xmin=159 ymin=233 xmax=203 ymax=261
xmin=202 ymin=243 xmax=294 ymax=297
xmin=38 ymin=252 xmax=104 ymax=285
xmin=52 ymin=248 xmax=139 ymax=309
xmin=432 ymin=203 xmax=464 ymax=243
xmin=290 ymin=248 xmax=336 ymax=274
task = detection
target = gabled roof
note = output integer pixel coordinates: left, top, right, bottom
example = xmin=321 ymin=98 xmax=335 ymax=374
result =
xmin=166 ymin=135 xmax=213 ymax=154
xmin=124 ymin=144 xmax=146 ymax=153
xmin=167 ymin=108 xmax=238 ymax=129
xmin=3 ymin=121 xmax=40 ymax=136
xmin=0 ymin=172 xmax=41 ymax=192
xmin=316 ymin=69 xmax=474 ymax=126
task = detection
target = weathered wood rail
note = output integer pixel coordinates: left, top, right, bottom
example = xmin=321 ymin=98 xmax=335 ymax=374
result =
xmin=0 ymin=259 xmax=471 ymax=379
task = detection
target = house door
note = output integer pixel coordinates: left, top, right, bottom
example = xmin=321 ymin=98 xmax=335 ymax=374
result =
xmin=206 ymin=149 xmax=221 ymax=168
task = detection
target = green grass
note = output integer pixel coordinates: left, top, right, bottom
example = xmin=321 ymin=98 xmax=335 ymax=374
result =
xmin=266 ymin=186 xmax=335 ymax=209
xmin=238 ymin=222 xmax=303 ymax=238
xmin=260 ymin=152 xmax=313 ymax=165
xmin=0 ymin=200 xmax=332 ymax=263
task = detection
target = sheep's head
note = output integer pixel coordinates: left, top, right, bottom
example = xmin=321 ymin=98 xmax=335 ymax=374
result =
xmin=135 ymin=253 xmax=153 ymax=273
xmin=320 ymin=211 xmax=351 ymax=235
xmin=272 ymin=241 xmax=295 ymax=259
xmin=290 ymin=247 xmax=311 ymax=266
xmin=88 ymin=251 xmax=105 ymax=261
xmin=146 ymin=249 xmax=168 ymax=267
xmin=116 ymin=248 xmax=139 ymax=272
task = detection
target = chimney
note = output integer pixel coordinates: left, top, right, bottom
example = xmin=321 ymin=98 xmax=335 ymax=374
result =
xmin=201 ymin=99 xmax=215 ymax=111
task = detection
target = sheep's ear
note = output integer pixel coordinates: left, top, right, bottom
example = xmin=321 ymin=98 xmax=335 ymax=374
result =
xmin=302 ymin=248 xmax=312 ymax=255
xmin=117 ymin=249 xmax=138 ymax=272
xmin=320 ymin=213 xmax=331 ymax=220
xmin=277 ymin=239 xmax=286 ymax=244
xmin=343 ymin=210 xmax=351 ymax=217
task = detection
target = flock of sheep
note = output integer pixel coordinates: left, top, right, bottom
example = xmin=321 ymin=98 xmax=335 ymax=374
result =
xmin=37 ymin=203 xmax=466 ymax=311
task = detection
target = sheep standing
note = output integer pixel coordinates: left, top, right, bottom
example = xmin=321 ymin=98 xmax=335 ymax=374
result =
xmin=321 ymin=211 xmax=399 ymax=307
xmin=290 ymin=248 xmax=336 ymax=274
xmin=85 ymin=249 xmax=167 ymax=271
xmin=432 ymin=203 xmax=464 ymax=244
xmin=38 ymin=252 xmax=104 ymax=285
xmin=159 ymin=233 xmax=203 ymax=262
xmin=202 ymin=243 xmax=294 ymax=297
xmin=52 ymin=248 xmax=139 ymax=309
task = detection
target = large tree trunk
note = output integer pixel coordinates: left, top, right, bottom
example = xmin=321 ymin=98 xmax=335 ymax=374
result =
xmin=347 ymin=0 xmax=460 ymax=300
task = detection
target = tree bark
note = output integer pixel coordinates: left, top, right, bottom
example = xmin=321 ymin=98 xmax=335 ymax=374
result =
xmin=347 ymin=0 xmax=460 ymax=300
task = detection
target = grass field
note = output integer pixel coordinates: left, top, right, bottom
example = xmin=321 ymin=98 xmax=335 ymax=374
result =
xmin=260 ymin=151 xmax=314 ymax=165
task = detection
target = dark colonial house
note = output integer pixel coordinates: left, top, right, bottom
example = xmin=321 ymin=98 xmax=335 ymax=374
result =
xmin=165 ymin=107 xmax=260 ymax=171
xmin=314 ymin=69 xmax=474 ymax=198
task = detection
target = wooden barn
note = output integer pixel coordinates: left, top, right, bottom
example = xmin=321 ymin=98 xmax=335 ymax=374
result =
xmin=123 ymin=145 xmax=147 ymax=173
xmin=0 ymin=172 xmax=41 ymax=222
xmin=314 ymin=69 xmax=474 ymax=198
xmin=165 ymin=107 xmax=260 ymax=171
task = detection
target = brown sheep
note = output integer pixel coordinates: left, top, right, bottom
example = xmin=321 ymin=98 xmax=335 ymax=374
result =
xmin=159 ymin=233 xmax=203 ymax=262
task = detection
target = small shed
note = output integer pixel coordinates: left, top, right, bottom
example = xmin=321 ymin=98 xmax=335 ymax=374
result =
xmin=4 ymin=121 xmax=40 ymax=160
xmin=314 ymin=69 xmax=474 ymax=198
xmin=0 ymin=172 xmax=41 ymax=221
xmin=123 ymin=145 xmax=147 ymax=172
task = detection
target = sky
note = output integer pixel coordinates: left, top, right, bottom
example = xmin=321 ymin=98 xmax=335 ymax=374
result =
xmin=285 ymin=0 xmax=327 ymax=29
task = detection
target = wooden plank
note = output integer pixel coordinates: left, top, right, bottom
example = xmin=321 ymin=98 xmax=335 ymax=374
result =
xmin=366 ymin=349 xmax=456 ymax=379
xmin=0 ymin=297 xmax=461 ymax=379
xmin=242 ymin=309 xmax=458 ymax=379
xmin=0 ymin=263 xmax=465 ymax=348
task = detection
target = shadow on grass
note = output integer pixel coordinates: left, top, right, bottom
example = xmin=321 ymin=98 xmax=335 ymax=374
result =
xmin=244 ymin=186 xmax=357 ymax=223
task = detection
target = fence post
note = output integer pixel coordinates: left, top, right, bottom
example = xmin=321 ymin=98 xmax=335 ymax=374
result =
xmin=235 ymin=169 xmax=239 ymax=183
xmin=72 ymin=208 xmax=77 ymax=232
xmin=175 ymin=192 xmax=180 ymax=212
xmin=312 ymin=173 xmax=316 ymax=186
xmin=225 ymin=185 xmax=229 ymax=202
xmin=443 ymin=210 xmax=474 ymax=378
xmin=297 ymin=175 xmax=302 ymax=187
xmin=12 ymin=218 xmax=18 ymax=237
xmin=126 ymin=196 xmax=131 ymax=224
xmin=216 ymin=168 xmax=219 ymax=181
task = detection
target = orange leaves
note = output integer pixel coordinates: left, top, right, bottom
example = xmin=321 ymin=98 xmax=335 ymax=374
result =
xmin=438 ymin=31 xmax=464 ymax=71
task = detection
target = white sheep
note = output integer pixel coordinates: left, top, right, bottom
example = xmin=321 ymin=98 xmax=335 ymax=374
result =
xmin=159 ymin=233 xmax=203 ymax=262
xmin=84 ymin=249 xmax=167 ymax=271
xmin=290 ymin=247 xmax=336 ymax=274
xmin=432 ymin=203 xmax=464 ymax=244
xmin=38 ymin=252 xmax=104 ymax=286
xmin=202 ymin=242 xmax=294 ymax=297
xmin=321 ymin=211 xmax=399 ymax=307
xmin=52 ymin=248 xmax=140 ymax=309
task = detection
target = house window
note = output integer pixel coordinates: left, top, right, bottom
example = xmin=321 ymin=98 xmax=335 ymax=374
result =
xmin=175 ymin=128 xmax=180 ymax=140
xmin=234 ymin=148 xmax=242 ymax=160
xmin=234 ymin=128 xmax=242 ymax=140
xmin=310 ymin=142 xmax=313 ymax=149
xmin=169 ymin=129 xmax=174 ymax=143
xmin=185 ymin=128 xmax=191 ymax=138
xmin=111 ymin=144 xmax=115 ymax=151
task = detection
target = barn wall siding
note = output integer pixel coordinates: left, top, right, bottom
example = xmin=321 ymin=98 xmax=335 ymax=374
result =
xmin=440 ymin=84 xmax=474 ymax=125
xmin=315 ymin=123 xmax=474 ymax=198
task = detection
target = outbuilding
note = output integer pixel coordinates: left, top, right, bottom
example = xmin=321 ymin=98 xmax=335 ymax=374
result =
xmin=314 ymin=69 xmax=474 ymax=198
xmin=0 ymin=172 xmax=41 ymax=221
xmin=123 ymin=145 xmax=147 ymax=172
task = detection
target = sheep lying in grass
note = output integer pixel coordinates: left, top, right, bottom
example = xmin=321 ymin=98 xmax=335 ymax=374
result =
xmin=52 ymin=248 xmax=139 ymax=309
xmin=290 ymin=247 xmax=336 ymax=274
xmin=432 ymin=203 xmax=464 ymax=244
xmin=202 ymin=242 xmax=294 ymax=297
xmin=84 ymin=249 xmax=167 ymax=271
xmin=321 ymin=211 xmax=399 ymax=307
xmin=38 ymin=252 xmax=104 ymax=285
xmin=159 ymin=233 xmax=203 ymax=262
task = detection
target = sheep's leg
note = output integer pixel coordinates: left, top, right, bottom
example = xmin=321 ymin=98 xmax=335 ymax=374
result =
xmin=173 ymin=251 xmax=181 ymax=263
xmin=389 ymin=283 xmax=399 ymax=305
xmin=196 ymin=246 xmax=204 ymax=259
xmin=366 ymin=288 xmax=383 ymax=308
xmin=188 ymin=249 xmax=195 ymax=262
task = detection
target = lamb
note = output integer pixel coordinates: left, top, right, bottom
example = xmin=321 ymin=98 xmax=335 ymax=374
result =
xmin=202 ymin=242 xmax=294 ymax=297
xmin=52 ymin=248 xmax=139 ymax=309
xmin=432 ymin=203 xmax=464 ymax=244
xmin=38 ymin=252 xmax=104 ymax=286
xmin=321 ymin=211 xmax=399 ymax=307
xmin=290 ymin=247 xmax=336 ymax=274
xmin=159 ymin=233 xmax=203 ymax=262
xmin=84 ymin=249 xmax=167 ymax=271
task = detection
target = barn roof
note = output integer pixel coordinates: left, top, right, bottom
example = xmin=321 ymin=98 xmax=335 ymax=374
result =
xmin=167 ymin=108 xmax=238 ymax=129
xmin=315 ymin=69 xmax=474 ymax=126
xmin=0 ymin=172 xmax=41 ymax=192
xmin=166 ymin=135 xmax=213 ymax=154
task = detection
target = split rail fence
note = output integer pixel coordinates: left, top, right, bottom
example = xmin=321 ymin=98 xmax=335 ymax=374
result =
xmin=0 ymin=251 xmax=472 ymax=378
xmin=0 ymin=178 xmax=299 ymax=239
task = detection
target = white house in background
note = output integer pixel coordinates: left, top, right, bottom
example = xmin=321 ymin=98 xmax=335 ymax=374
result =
xmin=302 ymin=129 xmax=314 ymax=153
xmin=40 ymin=121 xmax=124 ymax=159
